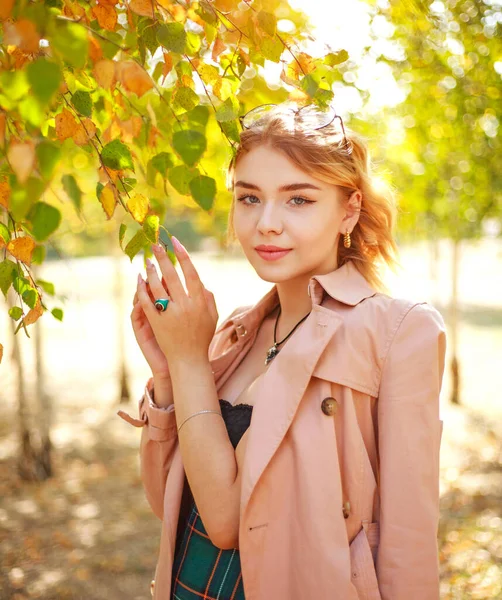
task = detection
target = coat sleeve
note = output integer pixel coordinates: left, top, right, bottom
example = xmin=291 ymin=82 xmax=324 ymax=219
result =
xmin=117 ymin=376 xmax=178 ymax=520
xmin=375 ymin=302 xmax=446 ymax=600
xmin=116 ymin=305 xmax=249 ymax=520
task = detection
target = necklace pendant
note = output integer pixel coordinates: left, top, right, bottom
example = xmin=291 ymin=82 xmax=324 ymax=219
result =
xmin=265 ymin=344 xmax=279 ymax=365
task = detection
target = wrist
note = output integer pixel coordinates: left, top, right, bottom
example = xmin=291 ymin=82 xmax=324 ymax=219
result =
xmin=169 ymin=355 xmax=209 ymax=380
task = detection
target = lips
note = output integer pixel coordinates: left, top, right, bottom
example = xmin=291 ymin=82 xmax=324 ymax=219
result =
xmin=255 ymin=247 xmax=292 ymax=262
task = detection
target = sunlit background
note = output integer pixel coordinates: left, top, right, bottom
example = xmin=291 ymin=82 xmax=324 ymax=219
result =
xmin=1 ymin=0 xmax=501 ymax=598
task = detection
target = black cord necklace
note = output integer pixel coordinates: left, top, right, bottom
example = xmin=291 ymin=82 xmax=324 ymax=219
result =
xmin=265 ymin=305 xmax=312 ymax=365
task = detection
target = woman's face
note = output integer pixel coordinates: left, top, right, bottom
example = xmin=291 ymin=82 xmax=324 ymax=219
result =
xmin=232 ymin=144 xmax=359 ymax=284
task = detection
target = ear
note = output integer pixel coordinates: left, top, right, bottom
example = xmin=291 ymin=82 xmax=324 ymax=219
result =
xmin=339 ymin=190 xmax=362 ymax=235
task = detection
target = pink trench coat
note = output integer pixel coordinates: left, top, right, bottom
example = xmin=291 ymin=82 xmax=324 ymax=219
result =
xmin=118 ymin=260 xmax=446 ymax=600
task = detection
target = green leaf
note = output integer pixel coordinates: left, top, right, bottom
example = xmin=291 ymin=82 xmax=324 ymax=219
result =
xmin=157 ymin=22 xmax=187 ymax=53
xmin=0 ymin=223 xmax=11 ymax=245
xmin=150 ymin=152 xmax=174 ymax=176
xmin=0 ymin=260 xmax=17 ymax=298
xmin=189 ymin=175 xmax=216 ymax=211
xmin=124 ymin=230 xmax=147 ymax=262
xmin=50 ymin=20 xmax=89 ymax=69
xmin=138 ymin=18 xmax=159 ymax=56
xmin=13 ymin=275 xmax=32 ymax=296
xmin=36 ymin=279 xmax=55 ymax=296
xmin=8 ymin=306 xmax=23 ymax=321
xmin=51 ymin=308 xmax=64 ymax=321
xmin=71 ymin=90 xmax=93 ymax=117
xmin=215 ymin=96 xmax=239 ymax=122
xmin=10 ymin=177 xmax=46 ymax=221
xmin=0 ymin=71 xmax=30 ymax=104
xmin=18 ymin=95 xmax=44 ymax=128
xmin=173 ymin=86 xmax=200 ymax=112
xmin=143 ymin=215 xmax=160 ymax=243
xmin=27 ymin=201 xmax=62 ymax=242
xmin=26 ymin=59 xmax=62 ymax=106
xmin=194 ymin=3 xmax=218 ymax=26
xmin=31 ymin=245 xmax=46 ymax=265
xmin=36 ymin=140 xmax=61 ymax=180
xmin=168 ymin=165 xmax=198 ymax=195
xmin=101 ymin=139 xmax=135 ymax=171
xmin=172 ymin=130 xmax=206 ymax=166
xmin=186 ymin=31 xmax=201 ymax=55
xmin=119 ymin=223 xmax=127 ymax=250
xmin=22 ymin=288 xmax=38 ymax=309
xmin=62 ymin=174 xmax=82 ymax=213
xmin=300 ymin=73 xmax=319 ymax=98
xmin=324 ymin=50 xmax=349 ymax=67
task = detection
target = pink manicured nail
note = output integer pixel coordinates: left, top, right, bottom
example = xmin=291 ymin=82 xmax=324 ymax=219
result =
xmin=172 ymin=236 xmax=186 ymax=253
xmin=137 ymin=273 xmax=142 ymax=285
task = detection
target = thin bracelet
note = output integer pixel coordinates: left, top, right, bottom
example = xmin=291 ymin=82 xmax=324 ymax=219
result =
xmin=177 ymin=409 xmax=224 ymax=433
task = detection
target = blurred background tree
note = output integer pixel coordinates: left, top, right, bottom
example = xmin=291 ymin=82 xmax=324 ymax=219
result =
xmin=0 ymin=0 xmax=354 ymax=478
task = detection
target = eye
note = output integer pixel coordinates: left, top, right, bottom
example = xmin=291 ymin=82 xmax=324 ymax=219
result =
xmin=236 ymin=195 xmax=315 ymax=207
xmin=236 ymin=194 xmax=260 ymax=205
xmin=289 ymin=196 xmax=314 ymax=207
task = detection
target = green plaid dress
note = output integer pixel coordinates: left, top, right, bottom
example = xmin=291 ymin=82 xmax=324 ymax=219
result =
xmin=171 ymin=399 xmax=253 ymax=600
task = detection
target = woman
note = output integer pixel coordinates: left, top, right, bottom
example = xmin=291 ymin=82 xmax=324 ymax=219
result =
xmin=118 ymin=102 xmax=446 ymax=600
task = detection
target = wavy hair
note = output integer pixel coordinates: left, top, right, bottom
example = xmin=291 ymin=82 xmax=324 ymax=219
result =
xmin=225 ymin=102 xmax=401 ymax=293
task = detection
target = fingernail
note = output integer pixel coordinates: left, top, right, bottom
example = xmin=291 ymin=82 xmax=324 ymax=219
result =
xmin=137 ymin=273 xmax=142 ymax=285
xmin=172 ymin=236 xmax=184 ymax=252
xmin=146 ymin=258 xmax=153 ymax=269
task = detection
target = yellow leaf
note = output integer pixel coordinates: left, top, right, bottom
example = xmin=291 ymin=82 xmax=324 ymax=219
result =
xmin=127 ymin=193 xmax=149 ymax=223
xmin=128 ymin=0 xmax=155 ymax=18
xmin=7 ymin=140 xmax=35 ymax=184
xmin=116 ymin=61 xmax=154 ymax=97
xmin=92 ymin=3 xmax=117 ymax=32
xmin=24 ymin=295 xmax=44 ymax=327
xmin=0 ymin=179 xmax=10 ymax=209
xmin=93 ymin=59 xmax=116 ymax=90
xmin=7 ymin=236 xmax=36 ymax=265
xmin=56 ymin=108 xmax=78 ymax=142
xmin=73 ymin=118 xmax=96 ymax=146
xmin=99 ymin=182 xmax=118 ymax=220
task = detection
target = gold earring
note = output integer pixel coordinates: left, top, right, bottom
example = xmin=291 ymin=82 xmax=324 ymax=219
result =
xmin=343 ymin=230 xmax=351 ymax=248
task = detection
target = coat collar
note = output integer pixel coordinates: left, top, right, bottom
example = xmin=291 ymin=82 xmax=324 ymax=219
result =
xmin=231 ymin=260 xmax=377 ymax=339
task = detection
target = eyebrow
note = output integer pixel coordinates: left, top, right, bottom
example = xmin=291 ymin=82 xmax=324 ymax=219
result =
xmin=234 ymin=181 xmax=322 ymax=192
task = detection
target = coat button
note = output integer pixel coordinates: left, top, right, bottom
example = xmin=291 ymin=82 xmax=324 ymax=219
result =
xmin=321 ymin=396 xmax=338 ymax=416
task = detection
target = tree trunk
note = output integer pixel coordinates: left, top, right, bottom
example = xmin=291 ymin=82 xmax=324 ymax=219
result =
xmin=113 ymin=245 xmax=130 ymax=405
xmin=33 ymin=263 xmax=53 ymax=478
xmin=450 ymin=238 xmax=460 ymax=405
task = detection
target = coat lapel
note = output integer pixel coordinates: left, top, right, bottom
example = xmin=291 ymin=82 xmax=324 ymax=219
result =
xmin=240 ymin=303 xmax=344 ymax=518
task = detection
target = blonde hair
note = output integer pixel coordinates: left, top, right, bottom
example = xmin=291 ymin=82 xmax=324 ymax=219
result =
xmin=225 ymin=103 xmax=401 ymax=293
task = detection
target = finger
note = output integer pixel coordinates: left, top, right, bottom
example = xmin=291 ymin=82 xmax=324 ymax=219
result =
xmin=137 ymin=274 xmax=158 ymax=321
xmin=203 ymin=287 xmax=218 ymax=324
xmin=151 ymin=243 xmax=185 ymax=302
xmin=170 ymin=236 xmax=204 ymax=300
xmin=145 ymin=258 xmax=170 ymax=303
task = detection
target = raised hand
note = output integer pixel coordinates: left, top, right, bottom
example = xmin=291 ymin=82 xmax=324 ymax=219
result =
xmin=130 ymin=277 xmax=172 ymax=380
xmin=136 ymin=236 xmax=219 ymax=368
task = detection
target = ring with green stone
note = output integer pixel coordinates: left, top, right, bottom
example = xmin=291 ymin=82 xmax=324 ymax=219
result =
xmin=154 ymin=298 xmax=170 ymax=312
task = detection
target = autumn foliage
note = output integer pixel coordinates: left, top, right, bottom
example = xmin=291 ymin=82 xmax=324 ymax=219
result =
xmin=0 ymin=0 xmax=349 ymax=361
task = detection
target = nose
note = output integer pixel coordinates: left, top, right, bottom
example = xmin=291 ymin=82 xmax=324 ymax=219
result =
xmin=256 ymin=202 xmax=283 ymax=235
